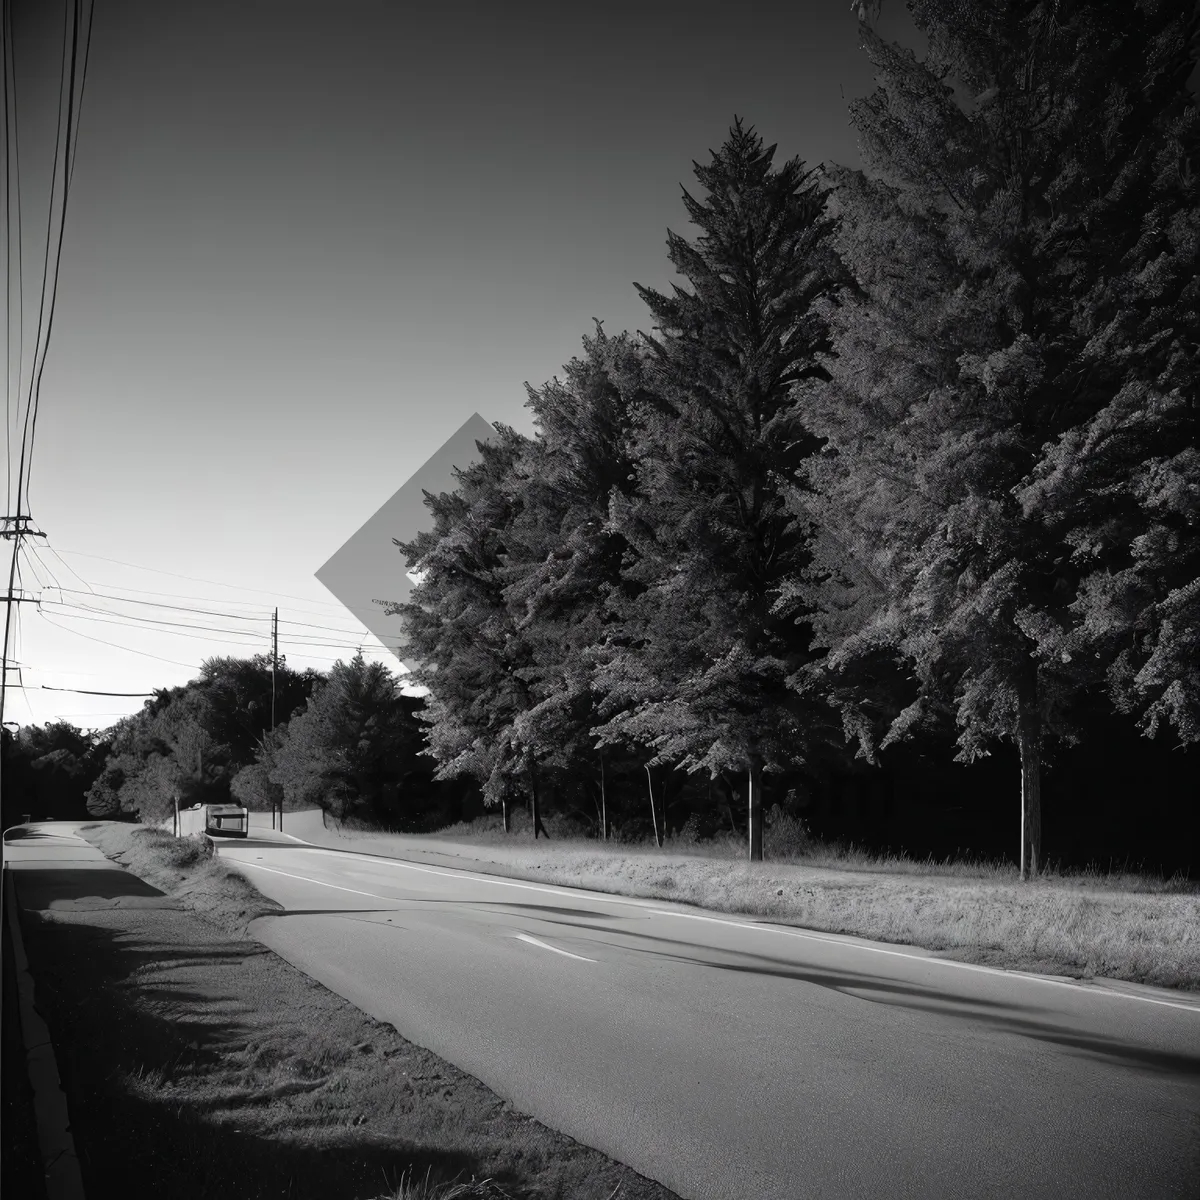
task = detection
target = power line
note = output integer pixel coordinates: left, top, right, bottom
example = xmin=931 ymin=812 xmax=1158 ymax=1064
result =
xmin=25 ymin=538 xmax=66 ymax=590
xmin=2 ymin=0 xmax=95 ymax=738
xmin=40 ymin=601 xmax=270 ymax=643
xmin=41 ymin=540 xmax=96 ymax=594
xmin=22 ymin=0 xmax=95 ymax=516
xmin=33 ymin=562 xmax=399 ymax=646
xmin=20 ymin=685 xmax=156 ymax=696
xmin=3 ymin=0 xmax=23 ymax=520
xmin=41 ymin=583 xmax=385 ymax=643
xmin=36 ymin=609 xmax=200 ymax=669
xmin=44 ymin=587 xmax=268 ymax=622
xmin=54 ymin=546 xmax=396 ymax=617
xmin=65 ymin=0 xmax=95 ymax=193
xmin=40 ymin=598 xmax=390 ymax=656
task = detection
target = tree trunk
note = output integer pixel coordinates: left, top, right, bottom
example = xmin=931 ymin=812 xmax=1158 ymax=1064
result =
xmin=530 ymin=760 xmax=549 ymax=839
xmin=748 ymin=763 xmax=763 ymax=862
xmin=502 ymin=794 xmax=510 ymax=833
xmin=645 ymin=764 xmax=661 ymax=848
xmin=1018 ymin=710 xmax=1042 ymax=881
xmin=599 ymin=752 xmax=607 ymax=842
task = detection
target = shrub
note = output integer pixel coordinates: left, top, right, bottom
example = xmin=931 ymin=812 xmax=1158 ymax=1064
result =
xmin=763 ymin=803 xmax=811 ymax=859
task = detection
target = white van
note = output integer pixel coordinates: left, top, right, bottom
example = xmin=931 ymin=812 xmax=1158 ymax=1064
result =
xmin=203 ymin=804 xmax=249 ymax=838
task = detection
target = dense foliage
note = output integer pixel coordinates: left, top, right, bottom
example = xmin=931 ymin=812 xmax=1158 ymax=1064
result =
xmin=1 ymin=722 xmax=110 ymax=827
xmin=392 ymin=4 xmax=1197 ymax=875
xmin=799 ymin=0 xmax=1199 ymax=876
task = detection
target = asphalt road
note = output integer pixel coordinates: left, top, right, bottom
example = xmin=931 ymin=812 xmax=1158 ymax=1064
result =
xmin=205 ymin=824 xmax=1200 ymax=1200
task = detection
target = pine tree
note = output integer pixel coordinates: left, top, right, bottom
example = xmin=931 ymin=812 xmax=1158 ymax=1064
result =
xmin=504 ymin=323 xmax=652 ymax=827
xmin=593 ymin=118 xmax=847 ymax=860
xmin=389 ymin=426 xmax=552 ymax=831
xmin=806 ymin=0 xmax=1199 ymax=877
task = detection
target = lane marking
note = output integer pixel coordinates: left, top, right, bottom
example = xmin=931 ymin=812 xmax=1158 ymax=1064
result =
xmin=224 ymin=846 xmax=1200 ymax=1015
xmin=514 ymin=932 xmax=597 ymax=963
xmin=232 ymin=859 xmax=390 ymax=900
xmin=233 ymin=858 xmax=598 ymax=963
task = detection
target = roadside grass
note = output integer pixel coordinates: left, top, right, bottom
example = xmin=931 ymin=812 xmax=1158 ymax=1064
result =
xmin=67 ymin=820 xmax=673 ymax=1200
xmin=360 ymin=811 xmax=1200 ymax=990
xmin=79 ymin=823 xmax=281 ymax=934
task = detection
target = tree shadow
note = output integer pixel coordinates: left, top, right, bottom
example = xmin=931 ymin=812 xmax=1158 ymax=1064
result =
xmin=14 ymin=897 xmax=503 ymax=1200
xmin=619 ymin=921 xmax=1200 ymax=1084
xmin=540 ymin=922 xmax=1200 ymax=1079
xmin=11 ymin=865 xmax=172 ymax=909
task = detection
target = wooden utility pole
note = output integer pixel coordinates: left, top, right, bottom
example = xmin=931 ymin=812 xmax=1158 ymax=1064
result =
xmin=0 ymin=518 xmax=45 ymax=734
xmin=272 ymin=607 xmax=280 ymax=833
xmin=1 ymin=517 xmax=45 ymax=816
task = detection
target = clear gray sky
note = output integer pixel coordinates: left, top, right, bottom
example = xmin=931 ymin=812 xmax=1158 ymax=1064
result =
xmin=4 ymin=0 xmax=922 ymax=730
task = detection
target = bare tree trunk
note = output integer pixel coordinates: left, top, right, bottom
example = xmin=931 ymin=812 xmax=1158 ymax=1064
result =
xmin=715 ymin=772 xmax=736 ymax=834
xmin=599 ymin=751 xmax=607 ymax=842
xmin=1018 ymin=710 xmax=1042 ymax=881
xmin=530 ymin=760 xmax=549 ymax=839
xmin=748 ymin=763 xmax=763 ymax=862
xmin=502 ymin=794 xmax=510 ymax=833
xmin=645 ymin=764 xmax=661 ymax=848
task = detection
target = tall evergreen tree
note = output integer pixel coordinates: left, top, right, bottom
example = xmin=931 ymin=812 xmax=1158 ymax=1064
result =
xmin=593 ymin=119 xmax=846 ymax=860
xmin=804 ymin=0 xmax=1199 ymax=877
xmin=504 ymin=323 xmax=652 ymax=829
xmin=389 ymin=427 xmax=551 ymax=830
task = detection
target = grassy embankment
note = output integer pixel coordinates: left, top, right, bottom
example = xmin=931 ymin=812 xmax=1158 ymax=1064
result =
xmin=73 ymin=823 xmax=675 ymax=1200
xmin=339 ymin=809 xmax=1200 ymax=991
xmin=83 ymin=821 xmax=282 ymax=933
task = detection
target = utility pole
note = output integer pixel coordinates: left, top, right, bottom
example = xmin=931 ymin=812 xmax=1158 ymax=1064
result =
xmin=1 ymin=517 xmax=45 ymax=820
xmin=0 ymin=517 xmax=45 ymax=734
xmin=272 ymin=607 xmax=280 ymax=833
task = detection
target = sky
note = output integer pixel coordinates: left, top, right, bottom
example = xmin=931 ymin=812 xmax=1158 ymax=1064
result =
xmin=2 ymin=0 xmax=924 ymax=732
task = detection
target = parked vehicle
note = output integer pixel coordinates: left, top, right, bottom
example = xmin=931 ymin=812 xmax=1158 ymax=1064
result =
xmin=203 ymin=803 xmax=249 ymax=838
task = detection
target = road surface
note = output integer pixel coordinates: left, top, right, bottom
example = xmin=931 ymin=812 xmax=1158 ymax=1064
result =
xmin=207 ymin=824 xmax=1200 ymax=1200
xmin=5 ymin=822 xmax=1197 ymax=1199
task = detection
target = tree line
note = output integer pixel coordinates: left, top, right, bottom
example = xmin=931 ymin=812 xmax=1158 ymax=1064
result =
xmin=388 ymin=1 xmax=1198 ymax=879
xmin=5 ymin=3 xmax=1195 ymax=878
xmin=62 ymin=654 xmax=469 ymax=831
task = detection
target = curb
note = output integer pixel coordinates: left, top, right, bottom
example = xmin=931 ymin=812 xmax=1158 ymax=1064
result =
xmin=3 ymin=864 xmax=87 ymax=1200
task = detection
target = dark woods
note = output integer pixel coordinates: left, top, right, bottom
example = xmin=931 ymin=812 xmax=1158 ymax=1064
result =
xmin=390 ymin=1 xmax=1200 ymax=879
xmin=10 ymin=2 xmax=1197 ymax=878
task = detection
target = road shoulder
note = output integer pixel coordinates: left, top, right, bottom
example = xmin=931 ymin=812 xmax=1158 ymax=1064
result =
xmin=14 ymin=823 xmax=678 ymax=1200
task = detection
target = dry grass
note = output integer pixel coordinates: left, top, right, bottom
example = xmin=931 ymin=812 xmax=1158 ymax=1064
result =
xmin=340 ymin=811 xmax=1200 ymax=991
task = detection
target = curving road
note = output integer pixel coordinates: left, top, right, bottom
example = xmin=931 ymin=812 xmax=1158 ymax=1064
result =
xmin=208 ymin=823 xmax=1200 ymax=1200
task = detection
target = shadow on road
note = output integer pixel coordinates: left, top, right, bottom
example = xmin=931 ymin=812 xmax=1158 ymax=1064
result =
xmin=566 ymin=923 xmax=1200 ymax=1079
